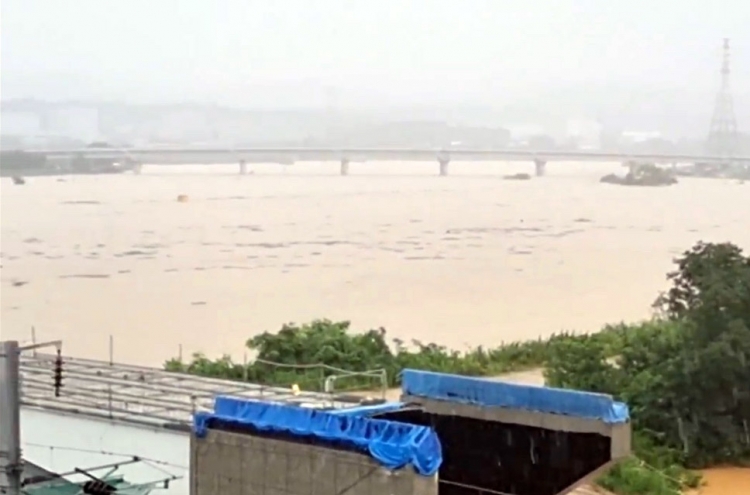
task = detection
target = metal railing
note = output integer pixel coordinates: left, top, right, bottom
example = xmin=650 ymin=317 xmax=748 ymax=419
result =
xmin=19 ymin=352 xmax=389 ymax=428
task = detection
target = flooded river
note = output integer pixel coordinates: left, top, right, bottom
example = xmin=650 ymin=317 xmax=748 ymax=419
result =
xmin=2 ymin=161 xmax=749 ymax=365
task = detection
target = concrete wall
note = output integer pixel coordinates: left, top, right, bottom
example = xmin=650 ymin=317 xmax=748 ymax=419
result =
xmin=191 ymin=428 xmax=437 ymax=495
xmin=401 ymin=394 xmax=631 ymax=460
xmin=399 ymin=395 xmax=631 ymax=495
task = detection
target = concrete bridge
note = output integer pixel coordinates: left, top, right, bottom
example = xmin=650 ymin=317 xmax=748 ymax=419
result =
xmin=27 ymin=147 xmax=750 ymax=177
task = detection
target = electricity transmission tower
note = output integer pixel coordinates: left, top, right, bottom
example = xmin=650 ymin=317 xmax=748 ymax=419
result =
xmin=706 ymin=38 xmax=739 ymax=158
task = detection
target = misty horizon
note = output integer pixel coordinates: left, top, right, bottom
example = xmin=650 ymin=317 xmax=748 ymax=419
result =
xmin=2 ymin=1 xmax=749 ymax=109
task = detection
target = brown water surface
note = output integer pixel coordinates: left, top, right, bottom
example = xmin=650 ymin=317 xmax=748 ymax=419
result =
xmin=2 ymin=162 xmax=749 ymax=365
xmin=698 ymin=467 xmax=750 ymax=495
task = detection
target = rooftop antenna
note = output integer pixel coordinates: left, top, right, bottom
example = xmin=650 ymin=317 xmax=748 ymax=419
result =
xmin=706 ymin=38 xmax=739 ymax=158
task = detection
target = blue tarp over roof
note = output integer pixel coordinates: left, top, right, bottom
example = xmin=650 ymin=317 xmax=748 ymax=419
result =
xmin=193 ymin=396 xmax=442 ymax=476
xmin=401 ymin=369 xmax=629 ymax=424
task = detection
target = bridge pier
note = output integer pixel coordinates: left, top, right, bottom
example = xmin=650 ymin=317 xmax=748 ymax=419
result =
xmin=340 ymin=158 xmax=350 ymax=176
xmin=438 ymin=158 xmax=450 ymax=176
xmin=534 ymin=159 xmax=547 ymax=177
xmin=239 ymin=160 xmax=248 ymax=175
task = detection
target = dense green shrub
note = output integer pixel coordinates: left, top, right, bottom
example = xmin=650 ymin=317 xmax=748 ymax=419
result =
xmin=597 ymin=455 xmax=698 ymax=495
xmin=165 ymin=321 xmax=628 ymax=392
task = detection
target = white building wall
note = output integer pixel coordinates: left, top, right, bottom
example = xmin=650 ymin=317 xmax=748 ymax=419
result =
xmin=566 ymin=119 xmax=602 ymax=148
xmin=21 ymin=408 xmax=190 ymax=495
xmin=620 ymin=130 xmax=663 ymax=143
xmin=506 ymin=124 xmax=546 ymax=143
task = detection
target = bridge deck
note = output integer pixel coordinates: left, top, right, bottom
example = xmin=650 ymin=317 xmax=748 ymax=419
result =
xmin=19 ymin=353 xmax=367 ymax=427
xmin=19 ymin=147 xmax=750 ymax=164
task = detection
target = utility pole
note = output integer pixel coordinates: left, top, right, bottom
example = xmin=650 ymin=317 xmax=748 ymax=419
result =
xmin=0 ymin=341 xmax=21 ymax=495
xmin=0 ymin=339 xmax=63 ymax=495
xmin=706 ymin=38 xmax=739 ymax=159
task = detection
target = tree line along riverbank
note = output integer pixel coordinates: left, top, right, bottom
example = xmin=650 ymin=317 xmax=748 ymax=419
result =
xmin=165 ymin=241 xmax=750 ymax=495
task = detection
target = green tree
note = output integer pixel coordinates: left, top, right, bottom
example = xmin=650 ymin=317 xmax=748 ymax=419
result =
xmin=653 ymin=242 xmax=750 ymax=465
xmin=544 ymin=242 xmax=750 ymax=492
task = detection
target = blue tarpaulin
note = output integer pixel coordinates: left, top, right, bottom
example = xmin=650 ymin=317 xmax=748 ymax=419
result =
xmin=193 ymin=396 xmax=442 ymax=476
xmin=401 ymin=369 xmax=629 ymax=424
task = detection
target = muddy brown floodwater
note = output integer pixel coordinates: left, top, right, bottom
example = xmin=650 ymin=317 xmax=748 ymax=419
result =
xmin=2 ymin=162 xmax=750 ymax=366
xmin=698 ymin=467 xmax=750 ymax=495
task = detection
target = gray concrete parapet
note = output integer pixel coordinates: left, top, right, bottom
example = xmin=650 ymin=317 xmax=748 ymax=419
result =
xmin=190 ymin=428 xmax=438 ymax=495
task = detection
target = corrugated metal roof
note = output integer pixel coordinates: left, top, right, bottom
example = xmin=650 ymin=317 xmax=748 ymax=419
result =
xmin=20 ymin=352 xmax=386 ymax=428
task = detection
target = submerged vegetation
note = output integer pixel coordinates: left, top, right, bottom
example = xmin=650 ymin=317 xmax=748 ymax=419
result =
xmin=600 ymin=163 xmax=678 ymax=187
xmin=673 ymin=162 xmax=750 ymax=180
xmin=504 ymin=172 xmax=533 ymax=181
xmin=166 ymin=241 xmax=750 ymax=495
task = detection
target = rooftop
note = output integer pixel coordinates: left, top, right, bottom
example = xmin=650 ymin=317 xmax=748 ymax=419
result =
xmin=20 ymin=354 xmax=629 ymax=429
xmin=19 ymin=352 xmax=384 ymax=427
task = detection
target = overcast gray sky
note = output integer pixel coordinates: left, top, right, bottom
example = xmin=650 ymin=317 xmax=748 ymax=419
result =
xmin=2 ymin=0 xmax=748 ymax=109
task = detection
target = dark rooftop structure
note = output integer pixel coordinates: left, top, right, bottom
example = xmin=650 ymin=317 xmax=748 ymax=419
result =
xmin=190 ymin=369 xmax=631 ymax=495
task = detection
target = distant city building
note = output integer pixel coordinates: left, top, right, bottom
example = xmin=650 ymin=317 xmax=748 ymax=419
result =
xmin=140 ymin=110 xmax=212 ymax=142
xmin=565 ymin=119 xmax=602 ymax=149
xmin=45 ymin=107 xmax=101 ymax=142
xmin=620 ymin=131 xmax=663 ymax=144
xmin=0 ymin=106 xmax=101 ymax=145
xmin=506 ymin=124 xmax=546 ymax=143
xmin=528 ymin=134 xmax=557 ymax=149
